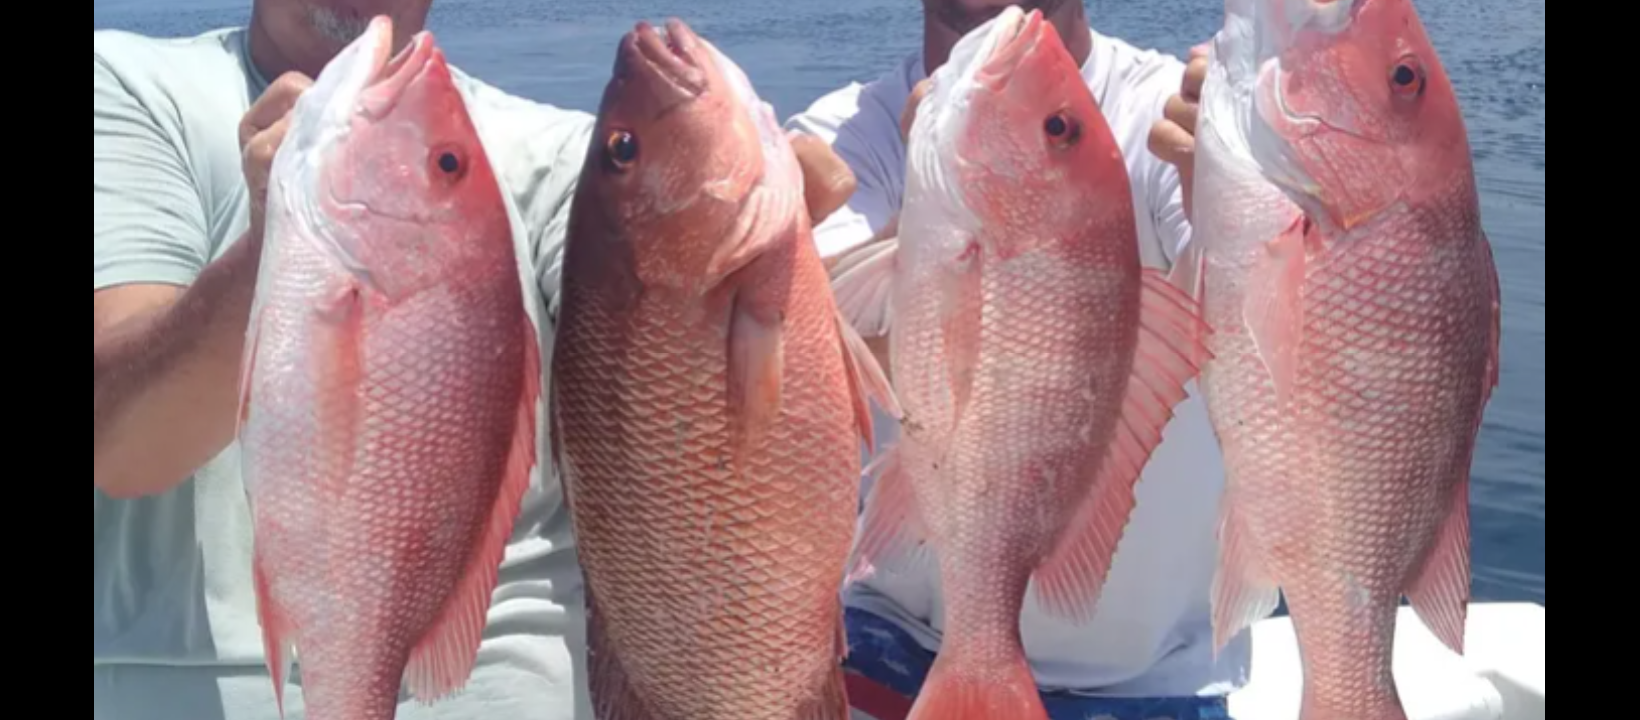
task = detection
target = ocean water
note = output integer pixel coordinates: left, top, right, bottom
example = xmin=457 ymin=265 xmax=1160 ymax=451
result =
xmin=94 ymin=0 xmax=1547 ymax=605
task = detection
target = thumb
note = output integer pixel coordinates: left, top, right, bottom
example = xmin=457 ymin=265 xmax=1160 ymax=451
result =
xmin=901 ymin=79 xmax=932 ymax=143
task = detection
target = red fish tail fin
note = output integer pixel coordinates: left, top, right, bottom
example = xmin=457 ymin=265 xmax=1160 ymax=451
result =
xmin=1212 ymin=495 xmax=1281 ymax=653
xmin=586 ymin=589 xmax=658 ymax=720
xmin=907 ymin=652 xmax=1048 ymax=720
xmin=252 ymin=550 xmax=294 ymax=720
xmin=1033 ymin=268 xmax=1214 ymax=623
xmin=403 ymin=316 xmax=541 ymax=702
xmin=1407 ymin=474 xmax=1471 ymax=656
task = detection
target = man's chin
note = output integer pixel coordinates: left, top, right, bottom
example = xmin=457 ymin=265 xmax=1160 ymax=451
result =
xmin=305 ymin=4 xmax=373 ymax=47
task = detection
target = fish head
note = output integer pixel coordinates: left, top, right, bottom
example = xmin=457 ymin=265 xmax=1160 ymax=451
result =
xmin=275 ymin=15 xmax=503 ymax=301
xmin=573 ymin=18 xmax=796 ymax=294
xmin=1250 ymin=0 xmax=1474 ymax=233
xmin=912 ymin=6 xmax=1128 ymax=260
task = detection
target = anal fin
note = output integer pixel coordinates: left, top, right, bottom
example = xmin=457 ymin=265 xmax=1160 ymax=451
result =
xmin=847 ymin=444 xmax=929 ymax=585
xmin=1211 ymin=494 xmax=1282 ymax=653
xmin=1406 ymin=476 xmax=1471 ymax=656
xmin=252 ymin=550 xmax=295 ymax=719
xmin=403 ymin=314 xmax=541 ymax=701
xmin=1034 ymin=268 xmax=1214 ymax=624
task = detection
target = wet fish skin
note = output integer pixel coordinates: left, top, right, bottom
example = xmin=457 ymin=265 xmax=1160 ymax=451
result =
xmin=549 ymin=17 xmax=897 ymax=720
xmin=1180 ymin=1 xmax=1503 ymax=718
xmin=830 ymin=8 xmax=1212 ymax=720
xmin=237 ymin=16 xmax=540 ymax=720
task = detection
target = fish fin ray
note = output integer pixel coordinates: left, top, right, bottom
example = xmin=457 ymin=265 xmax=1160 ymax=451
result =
xmin=1167 ymin=237 xmax=1208 ymax=307
xmin=1407 ymin=475 xmax=1471 ymax=656
xmin=907 ymin=654 xmax=1048 ymax=720
xmin=237 ymin=304 xmax=264 ymax=436
xmin=1034 ymin=269 xmax=1211 ymax=624
xmin=312 ymin=279 xmax=365 ymax=490
xmin=847 ymin=444 xmax=927 ymax=585
xmin=942 ymin=246 xmax=985 ymax=423
xmin=828 ymin=235 xmax=900 ymax=338
xmin=836 ymin=310 xmax=902 ymax=453
xmin=404 ymin=314 xmax=540 ymax=702
xmin=252 ymin=549 xmax=294 ymax=720
xmin=587 ymin=588 xmax=658 ymax=720
xmin=1244 ymin=215 xmax=1308 ymax=408
xmin=1212 ymin=495 xmax=1282 ymax=653
xmin=728 ymin=291 xmax=784 ymax=471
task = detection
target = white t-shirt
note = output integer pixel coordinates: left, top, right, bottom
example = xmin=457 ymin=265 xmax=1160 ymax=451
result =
xmin=784 ymin=27 xmax=1252 ymax=698
xmin=94 ymin=26 xmax=595 ymax=720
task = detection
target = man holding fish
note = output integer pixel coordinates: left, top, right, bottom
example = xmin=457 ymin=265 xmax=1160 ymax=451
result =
xmin=96 ymin=2 xmax=1230 ymax=720
xmin=786 ymin=1 xmax=1241 ymax=719
xmin=94 ymin=1 xmax=859 ymax=718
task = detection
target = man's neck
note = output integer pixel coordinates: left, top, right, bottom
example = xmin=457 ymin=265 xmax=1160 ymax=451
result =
xmin=922 ymin=1 xmax=1093 ymax=75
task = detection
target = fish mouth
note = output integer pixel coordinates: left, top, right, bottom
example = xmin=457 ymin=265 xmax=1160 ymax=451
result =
xmin=621 ymin=18 xmax=709 ymax=105
xmin=359 ymin=22 xmax=439 ymax=119
xmin=976 ymin=7 xmax=1044 ymax=89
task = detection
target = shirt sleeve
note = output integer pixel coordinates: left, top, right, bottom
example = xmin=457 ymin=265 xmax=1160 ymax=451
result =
xmin=784 ymin=84 xmax=904 ymax=262
xmin=94 ymin=53 xmax=213 ymax=292
xmin=1138 ymin=73 xmax=1194 ymax=270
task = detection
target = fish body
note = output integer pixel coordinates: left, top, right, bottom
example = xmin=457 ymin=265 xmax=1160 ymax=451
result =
xmin=549 ymin=18 xmax=896 ymax=720
xmin=1181 ymin=1 xmax=1502 ymax=718
xmin=237 ymin=17 xmax=540 ymax=720
xmin=829 ymin=8 xmax=1210 ymax=719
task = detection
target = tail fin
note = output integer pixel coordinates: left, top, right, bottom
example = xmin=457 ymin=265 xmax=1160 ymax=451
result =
xmin=800 ymin=664 xmax=853 ymax=720
xmin=906 ymin=653 xmax=1048 ymax=720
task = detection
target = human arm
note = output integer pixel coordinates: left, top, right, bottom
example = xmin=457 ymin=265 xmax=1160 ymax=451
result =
xmin=93 ymin=68 xmax=311 ymax=499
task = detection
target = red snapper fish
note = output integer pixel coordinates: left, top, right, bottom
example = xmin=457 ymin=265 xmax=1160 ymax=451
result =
xmin=829 ymin=8 xmax=1211 ymax=719
xmin=549 ymin=17 xmax=898 ymax=720
xmin=237 ymin=16 xmax=540 ymax=720
xmin=1179 ymin=0 xmax=1502 ymax=718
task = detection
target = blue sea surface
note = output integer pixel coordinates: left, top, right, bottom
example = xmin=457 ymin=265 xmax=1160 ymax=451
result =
xmin=95 ymin=0 xmax=1547 ymax=606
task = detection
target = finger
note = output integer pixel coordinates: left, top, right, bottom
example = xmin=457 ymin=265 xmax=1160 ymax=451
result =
xmin=1163 ymin=93 xmax=1199 ymax=136
xmin=240 ymin=72 xmax=314 ymax=149
xmin=1148 ymin=119 xmax=1195 ymax=168
xmin=244 ymin=115 xmax=294 ymax=187
xmin=791 ymin=133 xmax=857 ymax=225
xmin=901 ymin=79 xmax=932 ymax=142
xmin=1182 ymin=54 xmax=1209 ymax=100
xmin=1190 ymin=42 xmax=1210 ymax=60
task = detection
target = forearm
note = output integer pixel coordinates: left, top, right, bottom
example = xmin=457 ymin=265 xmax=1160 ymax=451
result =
xmin=93 ymin=232 xmax=260 ymax=498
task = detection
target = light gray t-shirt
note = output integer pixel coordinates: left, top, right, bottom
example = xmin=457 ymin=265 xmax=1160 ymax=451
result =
xmin=94 ymin=26 xmax=596 ymax=720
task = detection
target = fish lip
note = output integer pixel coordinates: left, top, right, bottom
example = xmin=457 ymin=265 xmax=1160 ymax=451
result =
xmin=976 ymin=8 xmax=1044 ymax=90
xmin=622 ymin=18 xmax=708 ymax=103
xmin=359 ymin=26 xmax=439 ymax=119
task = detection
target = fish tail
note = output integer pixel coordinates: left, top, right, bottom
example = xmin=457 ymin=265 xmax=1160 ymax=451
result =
xmin=906 ymin=652 xmax=1048 ymax=720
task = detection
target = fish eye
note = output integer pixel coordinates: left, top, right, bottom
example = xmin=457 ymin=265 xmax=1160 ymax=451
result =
xmin=1044 ymin=110 xmax=1081 ymax=147
xmin=428 ymin=145 xmax=468 ymax=182
xmin=1390 ymin=56 xmax=1426 ymax=99
xmin=605 ymin=130 xmax=639 ymax=172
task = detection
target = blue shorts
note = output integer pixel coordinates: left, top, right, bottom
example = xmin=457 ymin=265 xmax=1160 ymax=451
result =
xmin=842 ymin=607 xmax=1234 ymax=720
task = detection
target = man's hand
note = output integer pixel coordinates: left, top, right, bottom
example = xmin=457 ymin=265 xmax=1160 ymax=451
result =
xmin=1149 ymin=44 xmax=1209 ymax=221
xmin=239 ymin=72 xmax=313 ymax=242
